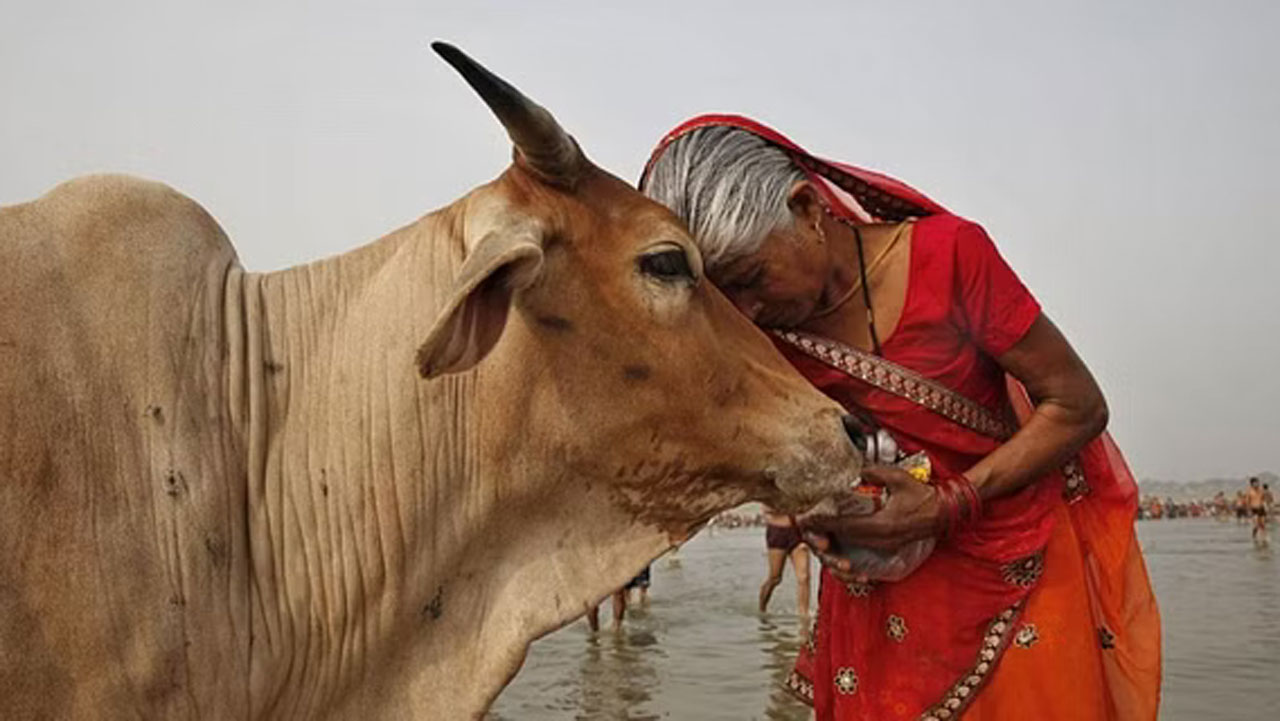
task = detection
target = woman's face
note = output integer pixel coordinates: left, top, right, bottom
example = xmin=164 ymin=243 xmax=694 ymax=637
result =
xmin=710 ymin=221 xmax=831 ymax=328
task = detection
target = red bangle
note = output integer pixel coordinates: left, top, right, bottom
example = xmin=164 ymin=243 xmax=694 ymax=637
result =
xmin=934 ymin=474 xmax=983 ymax=537
xmin=934 ymin=479 xmax=960 ymax=538
xmin=957 ymin=475 xmax=983 ymax=524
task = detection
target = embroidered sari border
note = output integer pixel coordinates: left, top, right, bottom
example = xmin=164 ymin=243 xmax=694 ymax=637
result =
xmin=778 ymin=601 xmax=1027 ymax=716
xmin=774 ymin=330 xmax=1017 ymax=441
xmin=919 ymin=601 xmax=1025 ymax=721
xmin=783 ymin=668 xmax=815 ymax=707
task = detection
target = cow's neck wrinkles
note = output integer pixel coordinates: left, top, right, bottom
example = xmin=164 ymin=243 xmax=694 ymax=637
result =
xmin=228 ymin=204 xmax=495 ymax=717
xmin=225 ymin=191 xmax=677 ymax=719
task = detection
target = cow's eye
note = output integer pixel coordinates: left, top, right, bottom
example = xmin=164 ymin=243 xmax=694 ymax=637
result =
xmin=639 ymin=248 xmax=695 ymax=283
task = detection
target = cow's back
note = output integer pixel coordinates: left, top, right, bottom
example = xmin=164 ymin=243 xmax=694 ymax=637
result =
xmin=0 ymin=175 xmax=250 ymax=718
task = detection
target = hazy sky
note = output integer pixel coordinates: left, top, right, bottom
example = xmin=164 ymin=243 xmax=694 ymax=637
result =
xmin=4 ymin=1 xmax=1277 ymax=481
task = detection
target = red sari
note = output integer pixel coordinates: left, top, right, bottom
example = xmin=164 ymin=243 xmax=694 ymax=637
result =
xmin=643 ymin=117 xmax=1162 ymax=720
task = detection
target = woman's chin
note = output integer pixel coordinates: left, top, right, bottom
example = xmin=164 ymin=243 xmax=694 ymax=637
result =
xmin=762 ymin=302 xmax=818 ymax=329
xmin=760 ymin=312 xmax=803 ymax=329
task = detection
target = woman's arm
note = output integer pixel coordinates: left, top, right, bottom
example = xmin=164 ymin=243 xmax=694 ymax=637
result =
xmin=966 ymin=312 xmax=1108 ymax=500
xmin=801 ymin=313 xmax=1107 ymax=551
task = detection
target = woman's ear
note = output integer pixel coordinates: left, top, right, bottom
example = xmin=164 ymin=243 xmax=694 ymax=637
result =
xmin=786 ymin=181 xmax=825 ymax=228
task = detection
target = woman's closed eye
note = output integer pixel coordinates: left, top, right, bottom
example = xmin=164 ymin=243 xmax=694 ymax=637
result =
xmin=725 ymin=264 xmax=764 ymax=293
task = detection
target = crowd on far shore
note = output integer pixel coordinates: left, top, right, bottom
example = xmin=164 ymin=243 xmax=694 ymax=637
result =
xmin=1139 ymin=482 xmax=1275 ymax=522
xmin=706 ymin=483 xmax=1275 ymax=527
xmin=1136 ymin=496 xmax=1214 ymax=520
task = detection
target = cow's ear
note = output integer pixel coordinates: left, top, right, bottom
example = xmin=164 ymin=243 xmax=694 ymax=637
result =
xmin=417 ymin=228 xmax=543 ymax=378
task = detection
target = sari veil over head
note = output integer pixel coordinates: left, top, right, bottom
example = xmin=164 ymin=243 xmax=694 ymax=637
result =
xmin=641 ymin=114 xmax=949 ymax=224
xmin=643 ymin=115 xmax=1161 ymax=721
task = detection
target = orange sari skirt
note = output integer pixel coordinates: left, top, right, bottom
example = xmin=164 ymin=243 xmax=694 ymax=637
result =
xmin=965 ymin=488 xmax=1162 ymax=720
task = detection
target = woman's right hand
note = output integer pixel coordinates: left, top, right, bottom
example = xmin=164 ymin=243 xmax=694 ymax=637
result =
xmin=801 ymin=530 xmax=868 ymax=585
xmin=798 ymin=465 xmax=945 ymax=583
xmin=800 ymin=465 xmax=944 ymax=550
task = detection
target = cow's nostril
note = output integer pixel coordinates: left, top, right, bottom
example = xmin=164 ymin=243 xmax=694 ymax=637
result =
xmin=841 ymin=413 xmax=871 ymax=454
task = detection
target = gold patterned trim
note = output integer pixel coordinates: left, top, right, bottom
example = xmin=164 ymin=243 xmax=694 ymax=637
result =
xmin=784 ymin=669 xmax=814 ymax=706
xmin=1001 ymin=552 xmax=1045 ymax=588
xmin=845 ymin=579 xmax=876 ymax=598
xmin=775 ymin=330 xmax=1094 ymax=504
xmin=919 ymin=601 xmax=1023 ymax=721
xmin=1062 ymin=457 xmax=1091 ymax=504
xmin=1013 ymin=623 xmax=1040 ymax=649
xmin=798 ymin=157 xmax=929 ymax=222
xmin=887 ymin=614 xmax=908 ymax=643
xmin=773 ymin=330 xmax=1017 ymax=441
xmin=834 ymin=667 xmax=860 ymax=695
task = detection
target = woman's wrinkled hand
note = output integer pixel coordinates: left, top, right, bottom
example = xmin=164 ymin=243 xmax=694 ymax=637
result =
xmin=800 ymin=530 xmax=867 ymax=585
xmin=799 ymin=465 xmax=943 ymax=563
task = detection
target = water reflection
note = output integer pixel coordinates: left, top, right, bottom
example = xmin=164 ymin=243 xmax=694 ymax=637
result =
xmin=572 ymin=627 xmax=663 ymax=720
xmin=757 ymin=616 xmax=809 ymax=720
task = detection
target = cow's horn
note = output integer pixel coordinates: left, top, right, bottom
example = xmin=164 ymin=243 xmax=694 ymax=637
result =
xmin=432 ymin=41 xmax=583 ymax=188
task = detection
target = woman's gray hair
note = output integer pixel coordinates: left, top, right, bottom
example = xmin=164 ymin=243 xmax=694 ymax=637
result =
xmin=642 ymin=126 xmax=806 ymax=271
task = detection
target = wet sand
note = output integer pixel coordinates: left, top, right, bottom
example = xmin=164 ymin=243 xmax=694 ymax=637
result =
xmin=490 ymin=520 xmax=1279 ymax=720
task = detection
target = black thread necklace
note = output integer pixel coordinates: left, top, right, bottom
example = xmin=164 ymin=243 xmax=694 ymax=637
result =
xmin=844 ymin=218 xmax=883 ymax=357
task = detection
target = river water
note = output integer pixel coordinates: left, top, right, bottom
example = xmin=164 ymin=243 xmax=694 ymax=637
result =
xmin=489 ymin=520 xmax=1279 ymax=720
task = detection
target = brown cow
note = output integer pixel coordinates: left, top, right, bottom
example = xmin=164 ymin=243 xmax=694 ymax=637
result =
xmin=0 ymin=43 xmax=861 ymax=719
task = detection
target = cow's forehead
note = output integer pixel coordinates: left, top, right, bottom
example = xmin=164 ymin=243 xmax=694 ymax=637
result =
xmin=579 ymin=169 xmax=693 ymax=240
xmin=494 ymin=163 xmax=693 ymax=249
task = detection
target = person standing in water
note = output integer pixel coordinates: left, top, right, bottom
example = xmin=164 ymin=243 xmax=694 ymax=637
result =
xmin=585 ymin=566 xmax=651 ymax=633
xmin=759 ymin=505 xmax=812 ymax=617
xmin=1246 ymin=477 xmax=1268 ymax=543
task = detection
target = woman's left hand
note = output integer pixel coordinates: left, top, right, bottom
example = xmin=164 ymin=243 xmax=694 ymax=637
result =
xmin=799 ymin=465 xmax=943 ymax=551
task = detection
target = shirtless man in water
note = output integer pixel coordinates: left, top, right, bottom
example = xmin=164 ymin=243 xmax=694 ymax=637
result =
xmin=759 ymin=506 xmax=811 ymax=617
xmin=1246 ymin=477 xmax=1268 ymax=543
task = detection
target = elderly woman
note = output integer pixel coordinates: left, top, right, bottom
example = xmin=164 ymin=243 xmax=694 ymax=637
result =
xmin=640 ymin=116 xmax=1161 ymax=721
